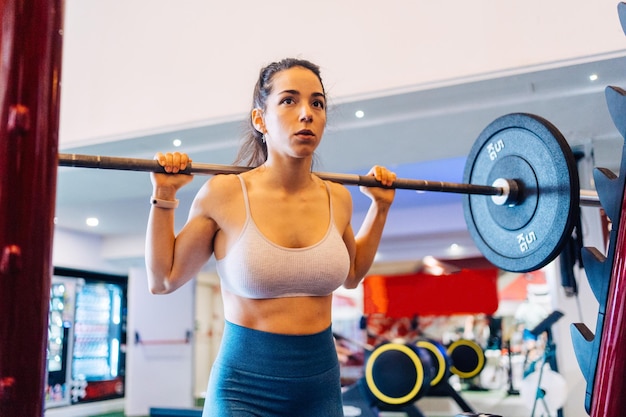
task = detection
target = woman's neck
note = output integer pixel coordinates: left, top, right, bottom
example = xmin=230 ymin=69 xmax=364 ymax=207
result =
xmin=258 ymin=156 xmax=315 ymax=191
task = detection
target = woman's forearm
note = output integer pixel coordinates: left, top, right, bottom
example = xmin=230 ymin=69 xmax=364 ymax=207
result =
xmin=145 ymin=202 xmax=178 ymax=294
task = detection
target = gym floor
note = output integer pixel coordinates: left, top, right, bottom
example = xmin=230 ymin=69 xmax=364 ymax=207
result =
xmin=414 ymin=388 xmax=528 ymax=417
xmin=89 ymin=388 xmax=533 ymax=417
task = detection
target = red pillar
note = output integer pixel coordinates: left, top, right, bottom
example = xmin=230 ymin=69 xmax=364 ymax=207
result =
xmin=0 ymin=0 xmax=64 ymax=416
xmin=591 ymin=190 xmax=626 ymax=416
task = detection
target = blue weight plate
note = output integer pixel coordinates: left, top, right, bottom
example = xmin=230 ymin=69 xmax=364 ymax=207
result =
xmin=462 ymin=113 xmax=579 ymax=272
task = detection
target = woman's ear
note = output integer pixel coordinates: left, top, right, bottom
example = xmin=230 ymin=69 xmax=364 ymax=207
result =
xmin=251 ymin=108 xmax=266 ymax=134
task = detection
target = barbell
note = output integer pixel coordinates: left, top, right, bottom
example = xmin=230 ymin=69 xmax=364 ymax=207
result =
xmin=58 ymin=113 xmax=599 ymax=273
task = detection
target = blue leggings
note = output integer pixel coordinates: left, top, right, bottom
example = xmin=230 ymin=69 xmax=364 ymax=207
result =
xmin=202 ymin=321 xmax=343 ymax=417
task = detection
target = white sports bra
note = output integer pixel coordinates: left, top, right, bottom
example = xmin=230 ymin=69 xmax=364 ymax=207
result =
xmin=216 ymin=175 xmax=350 ymax=299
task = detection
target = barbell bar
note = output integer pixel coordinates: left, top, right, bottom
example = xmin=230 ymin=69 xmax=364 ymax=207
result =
xmin=57 ymin=153 xmax=502 ymax=195
xmin=57 ymin=152 xmax=599 ymax=207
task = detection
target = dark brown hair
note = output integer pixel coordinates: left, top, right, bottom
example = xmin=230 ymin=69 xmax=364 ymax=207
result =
xmin=234 ymin=58 xmax=326 ymax=167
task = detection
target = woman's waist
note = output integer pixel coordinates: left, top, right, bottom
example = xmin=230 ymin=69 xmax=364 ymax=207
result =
xmin=222 ymin=291 xmax=333 ymax=335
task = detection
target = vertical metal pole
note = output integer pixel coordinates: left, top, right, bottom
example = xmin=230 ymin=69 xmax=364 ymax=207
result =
xmin=0 ymin=0 xmax=64 ymax=416
xmin=591 ymin=191 xmax=626 ymax=417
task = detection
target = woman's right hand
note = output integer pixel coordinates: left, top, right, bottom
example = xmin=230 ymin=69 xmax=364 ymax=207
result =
xmin=150 ymin=152 xmax=195 ymax=193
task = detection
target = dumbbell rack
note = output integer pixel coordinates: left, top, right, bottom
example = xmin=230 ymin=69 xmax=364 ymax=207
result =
xmin=570 ymin=3 xmax=626 ymax=416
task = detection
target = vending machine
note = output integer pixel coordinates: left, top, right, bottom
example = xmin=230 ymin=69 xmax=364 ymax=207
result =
xmin=45 ymin=276 xmax=78 ymax=408
xmin=45 ymin=267 xmax=127 ymax=409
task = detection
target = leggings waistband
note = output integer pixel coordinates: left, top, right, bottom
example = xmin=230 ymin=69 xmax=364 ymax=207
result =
xmin=214 ymin=321 xmax=338 ymax=378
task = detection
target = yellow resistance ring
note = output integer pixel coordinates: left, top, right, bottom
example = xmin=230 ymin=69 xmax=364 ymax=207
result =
xmin=416 ymin=340 xmax=447 ymax=386
xmin=447 ymin=339 xmax=485 ymax=379
xmin=365 ymin=343 xmax=424 ymax=405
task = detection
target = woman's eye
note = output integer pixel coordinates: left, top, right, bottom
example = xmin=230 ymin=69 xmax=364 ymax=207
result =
xmin=313 ymin=100 xmax=325 ymax=109
xmin=281 ymin=98 xmax=295 ymax=105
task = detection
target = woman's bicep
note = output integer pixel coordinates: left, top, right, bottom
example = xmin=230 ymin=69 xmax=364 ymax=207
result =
xmin=164 ymin=180 xmax=222 ymax=290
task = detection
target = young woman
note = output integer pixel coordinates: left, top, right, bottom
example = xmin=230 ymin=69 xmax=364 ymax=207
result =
xmin=146 ymin=58 xmax=396 ymax=416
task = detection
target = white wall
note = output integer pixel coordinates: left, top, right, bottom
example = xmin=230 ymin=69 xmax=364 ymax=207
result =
xmin=52 ymin=227 xmax=126 ymax=273
xmin=59 ymin=0 xmax=626 ymax=147
xmin=125 ymin=267 xmax=195 ymax=416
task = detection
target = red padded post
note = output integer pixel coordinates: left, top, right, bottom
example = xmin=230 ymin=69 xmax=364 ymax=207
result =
xmin=591 ymin=190 xmax=626 ymax=417
xmin=0 ymin=0 xmax=64 ymax=415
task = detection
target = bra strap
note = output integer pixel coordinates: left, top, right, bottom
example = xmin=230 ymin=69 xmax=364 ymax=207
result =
xmin=324 ymin=181 xmax=333 ymax=214
xmin=237 ymin=175 xmax=251 ymax=218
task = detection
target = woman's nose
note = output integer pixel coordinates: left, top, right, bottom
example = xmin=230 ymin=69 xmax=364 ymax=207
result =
xmin=299 ymin=105 xmax=313 ymax=122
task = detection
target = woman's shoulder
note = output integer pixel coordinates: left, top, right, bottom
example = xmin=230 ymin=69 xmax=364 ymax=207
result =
xmin=208 ymin=172 xmax=242 ymax=188
xmin=196 ymin=173 xmax=243 ymax=201
xmin=191 ymin=174 xmax=245 ymax=220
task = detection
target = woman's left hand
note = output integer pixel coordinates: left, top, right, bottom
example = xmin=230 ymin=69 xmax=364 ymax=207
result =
xmin=359 ymin=165 xmax=396 ymax=205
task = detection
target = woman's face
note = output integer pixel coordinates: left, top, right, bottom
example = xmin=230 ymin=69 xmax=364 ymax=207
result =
xmin=260 ymin=66 xmax=327 ymax=160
